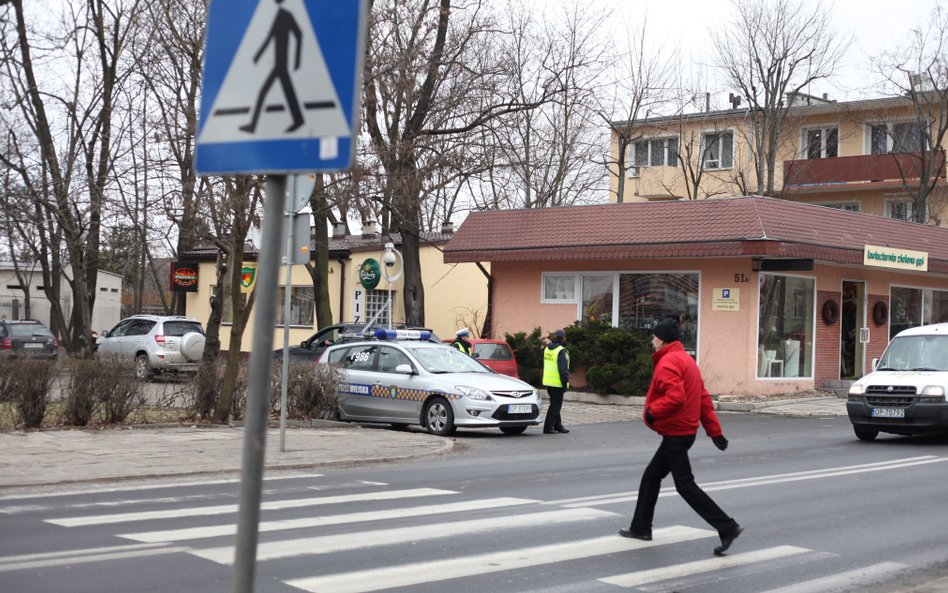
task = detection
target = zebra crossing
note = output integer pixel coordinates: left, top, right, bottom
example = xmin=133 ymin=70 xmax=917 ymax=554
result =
xmin=1 ymin=476 xmax=909 ymax=593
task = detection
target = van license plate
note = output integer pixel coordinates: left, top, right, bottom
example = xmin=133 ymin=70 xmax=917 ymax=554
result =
xmin=871 ymin=407 xmax=905 ymax=418
xmin=508 ymin=404 xmax=531 ymax=414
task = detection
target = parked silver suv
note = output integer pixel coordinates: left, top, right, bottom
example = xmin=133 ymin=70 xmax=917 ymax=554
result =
xmin=96 ymin=315 xmax=205 ymax=380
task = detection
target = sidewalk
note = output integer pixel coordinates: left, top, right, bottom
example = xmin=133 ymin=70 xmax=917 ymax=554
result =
xmin=0 ymin=395 xmax=847 ymax=490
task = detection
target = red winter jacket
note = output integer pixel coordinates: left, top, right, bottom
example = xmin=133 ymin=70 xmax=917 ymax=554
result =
xmin=643 ymin=341 xmax=723 ymax=438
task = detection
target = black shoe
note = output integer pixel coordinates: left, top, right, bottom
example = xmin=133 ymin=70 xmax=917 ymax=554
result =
xmin=618 ymin=528 xmax=652 ymax=541
xmin=556 ymin=427 xmax=570 ymax=433
xmin=543 ymin=428 xmax=557 ymax=434
xmin=714 ymin=526 xmax=743 ymax=556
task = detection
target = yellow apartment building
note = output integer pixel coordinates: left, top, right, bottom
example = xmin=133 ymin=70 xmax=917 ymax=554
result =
xmin=608 ymin=92 xmax=947 ymax=224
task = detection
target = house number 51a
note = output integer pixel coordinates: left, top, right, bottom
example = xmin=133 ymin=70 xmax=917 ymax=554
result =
xmin=734 ymin=273 xmax=750 ymax=283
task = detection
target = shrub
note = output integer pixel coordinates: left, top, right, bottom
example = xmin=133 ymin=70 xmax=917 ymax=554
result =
xmin=270 ymin=361 xmax=340 ymax=420
xmin=0 ymin=357 xmax=54 ymax=429
xmin=63 ymin=356 xmax=143 ymax=426
xmin=505 ymin=328 xmax=544 ymax=387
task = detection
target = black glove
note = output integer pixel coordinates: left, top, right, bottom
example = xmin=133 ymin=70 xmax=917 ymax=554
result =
xmin=712 ymin=435 xmax=729 ymax=451
xmin=644 ymin=408 xmax=656 ymax=427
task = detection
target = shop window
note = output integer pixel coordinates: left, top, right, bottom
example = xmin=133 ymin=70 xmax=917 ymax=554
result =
xmin=618 ymin=273 xmax=699 ymax=356
xmin=758 ymin=274 xmax=814 ymax=378
xmin=581 ymin=275 xmax=614 ymax=324
xmin=542 ymin=273 xmax=578 ymax=303
xmin=276 ymin=286 xmax=315 ymax=326
xmin=891 ymin=286 xmax=948 ymax=339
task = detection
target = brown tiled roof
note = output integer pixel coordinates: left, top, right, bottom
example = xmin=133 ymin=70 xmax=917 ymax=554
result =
xmin=443 ymin=196 xmax=948 ymax=274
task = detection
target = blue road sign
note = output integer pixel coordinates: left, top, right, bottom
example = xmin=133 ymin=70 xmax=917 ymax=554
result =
xmin=196 ymin=0 xmax=367 ymax=175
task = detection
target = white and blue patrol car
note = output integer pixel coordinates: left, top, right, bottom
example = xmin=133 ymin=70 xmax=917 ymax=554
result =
xmin=317 ymin=329 xmax=542 ymax=436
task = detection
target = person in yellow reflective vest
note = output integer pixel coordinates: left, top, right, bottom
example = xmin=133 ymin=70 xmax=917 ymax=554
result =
xmin=451 ymin=328 xmax=473 ymax=355
xmin=542 ymin=329 xmax=571 ymax=434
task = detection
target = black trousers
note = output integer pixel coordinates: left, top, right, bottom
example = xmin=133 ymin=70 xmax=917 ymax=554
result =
xmin=544 ymin=386 xmax=565 ymax=430
xmin=630 ymin=434 xmax=738 ymax=536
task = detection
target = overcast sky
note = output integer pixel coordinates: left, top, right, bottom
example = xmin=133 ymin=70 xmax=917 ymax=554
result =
xmin=572 ymin=0 xmax=936 ymax=104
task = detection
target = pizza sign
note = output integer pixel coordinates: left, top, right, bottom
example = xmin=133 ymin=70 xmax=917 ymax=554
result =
xmin=170 ymin=261 xmax=199 ymax=293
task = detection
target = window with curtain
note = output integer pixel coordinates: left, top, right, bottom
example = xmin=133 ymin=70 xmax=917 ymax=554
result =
xmin=276 ymin=286 xmax=315 ymax=326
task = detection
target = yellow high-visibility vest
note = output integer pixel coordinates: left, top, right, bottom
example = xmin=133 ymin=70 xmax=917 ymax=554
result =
xmin=543 ymin=345 xmax=568 ymax=388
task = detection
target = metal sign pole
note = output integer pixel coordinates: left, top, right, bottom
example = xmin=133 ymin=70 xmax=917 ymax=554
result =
xmin=231 ymin=175 xmax=286 ymax=593
xmin=279 ymin=178 xmax=296 ymax=453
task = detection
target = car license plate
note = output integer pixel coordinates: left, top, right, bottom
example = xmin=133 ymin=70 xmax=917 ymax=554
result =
xmin=24 ymin=343 xmax=43 ymax=349
xmin=508 ymin=404 xmax=531 ymax=414
xmin=871 ymin=407 xmax=905 ymax=418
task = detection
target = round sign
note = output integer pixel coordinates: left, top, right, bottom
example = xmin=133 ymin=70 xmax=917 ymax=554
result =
xmin=359 ymin=258 xmax=381 ymax=289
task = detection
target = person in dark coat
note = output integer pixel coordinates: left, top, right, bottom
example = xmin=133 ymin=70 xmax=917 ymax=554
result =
xmin=542 ymin=329 xmax=571 ymax=434
xmin=619 ymin=317 xmax=743 ymax=556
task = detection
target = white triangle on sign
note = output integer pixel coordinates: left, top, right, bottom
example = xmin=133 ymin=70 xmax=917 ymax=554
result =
xmin=199 ymin=0 xmax=351 ymax=145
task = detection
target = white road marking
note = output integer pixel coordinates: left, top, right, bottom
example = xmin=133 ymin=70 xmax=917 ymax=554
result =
xmin=192 ymin=507 xmax=620 ymax=565
xmin=118 ymin=496 xmax=538 ymax=543
xmin=553 ymin=456 xmax=948 ymax=507
xmin=283 ymin=525 xmax=716 ymax=593
xmin=0 ymin=542 xmax=187 ymax=572
xmin=599 ymin=545 xmax=811 ymax=587
xmin=756 ymin=562 xmax=909 ymax=593
xmin=46 ymin=487 xmax=454 ymax=527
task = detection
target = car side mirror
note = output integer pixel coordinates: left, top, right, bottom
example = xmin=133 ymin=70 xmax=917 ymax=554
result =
xmin=102 ymin=330 xmax=110 ymax=338
xmin=871 ymin=358 xmax=879 ymax=371
xmin=472 ymin=353 xmax=480 ymax=358
xmin=394 ymin=363 xmax=414 ymax=375
xmin=301 ymin=340 xmax=309 ymax=348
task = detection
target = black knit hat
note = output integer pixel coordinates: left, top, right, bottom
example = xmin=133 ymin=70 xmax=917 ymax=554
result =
xmin=651 ymin=318 xmax=681 ymax=343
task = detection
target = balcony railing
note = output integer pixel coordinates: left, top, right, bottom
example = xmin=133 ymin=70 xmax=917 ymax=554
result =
xmin=783 ymin=151 xmax=946 ymax=187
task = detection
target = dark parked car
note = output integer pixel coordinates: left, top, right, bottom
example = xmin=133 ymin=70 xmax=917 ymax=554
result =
xmin=275 ymin=322 xmax=440 ymax=362
xmin=0 ymin=319 xmax=59 ymax=360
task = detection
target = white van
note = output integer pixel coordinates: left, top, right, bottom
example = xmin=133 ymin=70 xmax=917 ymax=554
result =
xmin=846 ymin=323 xmax=948 ymax=441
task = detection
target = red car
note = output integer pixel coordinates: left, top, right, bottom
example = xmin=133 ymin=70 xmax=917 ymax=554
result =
xmin=469 ymin=339 xmax=520 ymax=378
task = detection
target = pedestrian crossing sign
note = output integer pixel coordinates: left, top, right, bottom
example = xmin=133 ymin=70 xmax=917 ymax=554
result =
xmin=196 ymin=0 xmax=368 ymax=175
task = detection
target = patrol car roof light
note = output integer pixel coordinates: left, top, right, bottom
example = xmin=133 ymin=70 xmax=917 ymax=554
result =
xmin=374 ymin=328 xmax=432 ymax=341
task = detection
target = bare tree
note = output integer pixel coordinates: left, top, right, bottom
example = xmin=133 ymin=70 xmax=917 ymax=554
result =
xmin=0 ymin=0 xmax=143 ymax=355
xmin=598 ymin=15 xmax=677 ymax=203
xmin=363 ymin=0 xmax=570 ymax=326
xmin=871 ymin=2 xmax=948 ymax=224
xmin=712 ymin=0 xmax=847 ymax=196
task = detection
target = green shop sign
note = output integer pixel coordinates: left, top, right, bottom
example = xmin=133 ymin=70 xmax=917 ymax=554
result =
xmin=359 ymin=258 xmax=382 ymax=289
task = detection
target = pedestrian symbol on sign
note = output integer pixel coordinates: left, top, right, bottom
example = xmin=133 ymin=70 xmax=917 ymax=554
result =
xmin=239 ymin=0 xmax=304 ymax=134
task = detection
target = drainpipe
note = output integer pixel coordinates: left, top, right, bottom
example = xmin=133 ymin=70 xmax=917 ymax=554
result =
xmin=337 ymin=256 xmax=348 ymax=323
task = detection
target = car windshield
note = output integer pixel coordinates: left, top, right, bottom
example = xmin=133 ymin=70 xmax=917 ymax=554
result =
xmin=878 ymin=334 xmax=948 ymax=371
xmin=10 ymin=324 xmax=52 ymax=338
xmin=405 ymin=344 xmax=491 ymax=374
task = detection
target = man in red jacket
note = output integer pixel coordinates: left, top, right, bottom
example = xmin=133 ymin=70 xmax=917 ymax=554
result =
xmin=619 ymin=317 xmax=743 ymax=556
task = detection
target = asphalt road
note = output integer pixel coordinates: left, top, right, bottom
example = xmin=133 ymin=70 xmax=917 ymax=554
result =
xmin=1 ymin=413 xmax=946 ymax=593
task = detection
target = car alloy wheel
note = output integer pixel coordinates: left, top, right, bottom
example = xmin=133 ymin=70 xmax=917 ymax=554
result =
xmin=135 ymin=354 xmax=152 ymax=381
xmin=424 ymin=397 xmax=455 ymax=436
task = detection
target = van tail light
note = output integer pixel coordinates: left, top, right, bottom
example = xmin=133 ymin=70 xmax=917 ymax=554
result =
xmin=154 ymin=334 xmax=166 ymax=346
xmin=1 ymin=338 xmax=11 ymax=350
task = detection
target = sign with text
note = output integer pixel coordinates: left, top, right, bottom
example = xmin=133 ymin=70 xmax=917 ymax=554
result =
xmin=864 ymin=245 xmax=928 ymax=271
xmin=170 ymin=261 xmax=199 ymax=292
xmin=352 ymin=287 xmax=364 ymax=323
xmin=712 ymin=288 xmax=740 ymax=311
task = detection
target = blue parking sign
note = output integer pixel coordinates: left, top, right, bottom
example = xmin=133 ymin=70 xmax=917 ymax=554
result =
xmin=196 ymin=0 xmax=368 ymax=174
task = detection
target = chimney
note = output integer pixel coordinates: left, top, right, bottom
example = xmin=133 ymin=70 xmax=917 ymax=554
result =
xmin=440 ymin=220 xmax=454 ymax=235
xmin=332 ymin=221 xmax=347 ymax=237
xmin=822 ymin=93 xmax=828 ymax=100
xmin=728 ymin=93 xmax=742 ymax=109
xmin=361 ymin=220 xmax=378 ymax=237
xmin=705 ymin=92 xmax=710 ymax=112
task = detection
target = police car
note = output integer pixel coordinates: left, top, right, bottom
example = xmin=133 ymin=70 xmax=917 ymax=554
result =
xmin=317 ymin=329 xmax=542 ymax=436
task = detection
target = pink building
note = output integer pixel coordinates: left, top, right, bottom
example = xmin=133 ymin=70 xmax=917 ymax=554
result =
xmin=444 ymin=196 xmax=948 ymax=396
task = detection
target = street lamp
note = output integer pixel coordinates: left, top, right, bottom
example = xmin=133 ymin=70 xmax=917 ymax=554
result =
xmin=381 ymin=242 xmax=402 ymax=329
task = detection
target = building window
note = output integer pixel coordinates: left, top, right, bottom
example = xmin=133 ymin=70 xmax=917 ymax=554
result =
xmin=703 ymin=130 xmax=733 ymax=169
xmin=804 ymin=127 xmax=838 ymax=159
xmin=581 ymin=275 xmax=615 ymax=324
xmin=758 ymin=273 xmax=814 ymax=378
xmin=885 ymin=199 xmax=915 ymax=221
xmin=542 ymin=273 xmax=578 ymax=303
xmin=820 ymin=202 xmax=859 ymax=212
xmin=365 ymin=288 xmax=393 ymax=326
xmin=628 ymin=137 xmax=679 ymax=174
xmin=276 ymin=286 xmax=315 ymax=326
xmin=617 ymin=273 xmax=699 ymax=356
xmin=869 ymin=121 xmax=927 ymax=154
